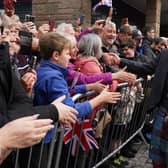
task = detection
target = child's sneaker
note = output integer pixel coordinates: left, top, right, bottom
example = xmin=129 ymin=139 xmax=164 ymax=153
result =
xmin=118 ymin=155 xmax=129 ymax=166
xmin=111 ymin=157 xmax=125 ymax=168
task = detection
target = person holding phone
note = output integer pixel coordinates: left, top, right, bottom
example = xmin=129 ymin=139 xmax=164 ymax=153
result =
xmin=20 ymin=69 xmax=37 ymax=96
xmin=56 ymin=19 xmax=105 ymax=42
xmin=1 ymin=0 xmax=20 ymax=27
xmin=0 ymin=40 xmax=78 ymax=168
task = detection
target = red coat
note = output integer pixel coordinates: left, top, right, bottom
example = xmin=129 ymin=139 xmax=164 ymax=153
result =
xmin=74 ymin=57 xmax=103 ymax=75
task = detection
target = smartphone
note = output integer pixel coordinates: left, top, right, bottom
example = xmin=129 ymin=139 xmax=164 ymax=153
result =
xmin=25 ymin=14 xmax=35 ymax=22
xmin=19 ymin=31 xmax=32 ymax=54
xmin=49 ymin=20 xmax=55 ymax=32
xmin=29 ymin=56 xmax=37 ymax=69
xmin=79 ymin=15 xmax=85 ymax=25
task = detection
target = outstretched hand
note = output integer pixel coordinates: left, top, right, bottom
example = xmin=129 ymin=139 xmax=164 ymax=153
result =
xmin=0 ymin=115 xmax=54 ymax=149
xmin=100 ymin=86 xmax=121 ymax=104
xmin=112 ymin=67 xmax=136 ymax=85
xmin=52 ymin=95 xmax=78 ymax=124
xmin=87 ymin=80 xmax=106 ymax=93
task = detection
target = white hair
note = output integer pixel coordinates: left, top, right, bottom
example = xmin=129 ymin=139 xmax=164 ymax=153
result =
xmin=78 ymin=33 xmax=102 ymax=59
xmin=56 ymin=23 xmax=75 ymax=35
xmin=104 ymin=21 xmax=116 ymax=30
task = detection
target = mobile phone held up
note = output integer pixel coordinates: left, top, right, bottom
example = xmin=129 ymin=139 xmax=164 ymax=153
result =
xmin=25 ymin=14 xmax=35 ymax=22
xmin=79 ymin=15 xmax=85 ymax=25
xmin=29 ymin=56 xmax=37 ymax=69
xmin=19 ymin=31 xmax=32 ymax=55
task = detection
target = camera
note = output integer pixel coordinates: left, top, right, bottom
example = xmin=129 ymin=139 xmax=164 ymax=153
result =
xmin=19 ymin=31 xmax=32 ymax=55
xmin=25 ymin=15 xmax=35 ymax=22
xmin=29 ymin=56 xmax=37 ymax=69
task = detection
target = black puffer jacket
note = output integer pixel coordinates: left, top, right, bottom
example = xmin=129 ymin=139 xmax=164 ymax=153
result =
xmin=0 ymin=44 xmax=58 ymax=127
xmin=0 ymin=43 xmax=59 ymax=168
xmin=142 ymin=37 xmax=157 ymax=60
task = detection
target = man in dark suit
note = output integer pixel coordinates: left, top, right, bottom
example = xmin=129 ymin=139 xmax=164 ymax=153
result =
xmin=111 ymin=49 xmax=168 ymax=168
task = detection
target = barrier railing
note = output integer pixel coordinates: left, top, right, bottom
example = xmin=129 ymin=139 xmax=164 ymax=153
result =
xmin=12 ymin=78 xmax=151 ymax=168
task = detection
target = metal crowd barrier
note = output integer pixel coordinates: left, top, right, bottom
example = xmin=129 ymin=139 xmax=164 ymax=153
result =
xmin=13 ymin=78 xmax=152 ymax=168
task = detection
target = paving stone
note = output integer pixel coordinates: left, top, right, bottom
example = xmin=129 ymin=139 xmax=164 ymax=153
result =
xmin=126 ymin=143 xmax=152 ymax=168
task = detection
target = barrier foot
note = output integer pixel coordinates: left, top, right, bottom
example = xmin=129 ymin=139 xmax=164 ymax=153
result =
xmin=139 ymin=131 xmax=149 ymax=148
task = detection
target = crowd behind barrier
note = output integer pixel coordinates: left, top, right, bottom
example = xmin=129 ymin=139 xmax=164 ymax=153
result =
xmin=12 ymin=78 xmax=152 ymax=168
xmin=1 ymin=1 xmax=168 ymax=168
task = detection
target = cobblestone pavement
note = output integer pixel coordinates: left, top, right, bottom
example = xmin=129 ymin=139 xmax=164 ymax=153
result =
xmin=99 ymin=141 xmax=152 ymax=168
xmin=125 ymin=142 xmax=152 ymax=168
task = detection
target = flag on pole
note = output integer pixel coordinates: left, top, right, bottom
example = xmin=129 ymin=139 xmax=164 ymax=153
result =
xmin=93 ymin=0 xmax=112 ymax=12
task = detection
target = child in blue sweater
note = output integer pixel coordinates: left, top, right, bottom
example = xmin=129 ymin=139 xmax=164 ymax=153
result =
xmin=33 ymin=32 xmax=121 ymax=168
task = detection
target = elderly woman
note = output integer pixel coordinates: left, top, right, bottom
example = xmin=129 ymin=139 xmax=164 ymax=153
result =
xmin=74 ymin=33 xmax=103 ymax=75
xmin=56 ymin=28 xmax=136 ymax=85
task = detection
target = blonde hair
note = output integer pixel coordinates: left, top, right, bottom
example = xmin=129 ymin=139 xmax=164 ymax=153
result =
xmin=39 ymin=32 xmax=70 ymax=60
xmin=56 ymin=31 xmax=76 ymax=50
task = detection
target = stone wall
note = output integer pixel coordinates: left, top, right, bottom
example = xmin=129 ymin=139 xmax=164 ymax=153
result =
xmin=146 ymin=0 xmax=161 ymax=37
xmin=32 ymin=0 xmax=91 ymax=26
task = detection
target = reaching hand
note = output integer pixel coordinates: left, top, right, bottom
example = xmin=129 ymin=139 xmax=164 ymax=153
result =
xmin=51 ymin=95 xmax=78 ymax=124
xmin=0 ymin=115 xmax=54 ymax=149
xmin=102 ymin=53 xmax=114 ymax=65
xmin=89 ymin=20 xmax=105 ymax=32
xmin=87 ymin=80 xmax=106 ymax=93
xmin=112 ymin=67 xmax=136 ymax=84
xmin=110 ymin=52 xmax=121 ymax=65
xmin=99 ymin=86 xmax=121 ymax=104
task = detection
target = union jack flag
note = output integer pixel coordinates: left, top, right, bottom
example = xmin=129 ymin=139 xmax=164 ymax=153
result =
xmin=93 ymin=0 xmax=112 ymax=11
xmin=63 ymin=119 xmax=99 ymax=156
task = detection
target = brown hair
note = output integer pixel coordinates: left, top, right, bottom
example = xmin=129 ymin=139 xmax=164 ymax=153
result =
xmin=39 ymin=32 xmax=70 ymax=60
xmin=120 ymin=38 xmax=136 ymax=49
xmin=120 ymin=25 xmax=132 ymax=36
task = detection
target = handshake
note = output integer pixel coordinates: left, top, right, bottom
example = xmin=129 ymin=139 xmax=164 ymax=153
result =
xmin=102 ymin=52 xmax=121 ymax=66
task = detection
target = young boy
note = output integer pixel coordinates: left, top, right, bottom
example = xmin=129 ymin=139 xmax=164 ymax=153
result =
xmin=33 ymin=32 xmax=121 ymax=168
xmin=35 ymin=32 xmax=120 ymax=117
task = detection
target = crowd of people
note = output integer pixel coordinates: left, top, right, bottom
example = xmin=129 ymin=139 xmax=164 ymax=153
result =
xmin=0 ymin=0 xmax=168 ymax=168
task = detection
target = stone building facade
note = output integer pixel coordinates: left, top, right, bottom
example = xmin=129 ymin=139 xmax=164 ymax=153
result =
xmin=32 ymin=0 xmax=163 ymax=36
xmin=32 ymin=0 xmax=91 ymax=26
xmin=146 ymin=0 xmax=161 ymax=37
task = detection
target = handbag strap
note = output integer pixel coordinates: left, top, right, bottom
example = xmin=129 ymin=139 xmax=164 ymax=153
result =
xmin=70 ymin=71 xmax=80 ymax=89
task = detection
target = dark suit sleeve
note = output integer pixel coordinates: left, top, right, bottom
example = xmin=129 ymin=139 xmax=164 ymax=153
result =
xmin=119 ymin=56 xmax=159 ymax=76
xmin=0 ymin=114 xmax=7 ymax=127
xmin=7 ymin=72 xmax=59 ymax=122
